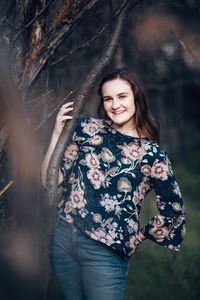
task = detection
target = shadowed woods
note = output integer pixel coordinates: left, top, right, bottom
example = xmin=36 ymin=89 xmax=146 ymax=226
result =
xmin=0 ymin=1 xmax=199 ymax=299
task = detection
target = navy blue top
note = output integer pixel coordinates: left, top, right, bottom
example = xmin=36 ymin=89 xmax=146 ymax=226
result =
xmin=58 ymin=116 xmax=186 ymax=257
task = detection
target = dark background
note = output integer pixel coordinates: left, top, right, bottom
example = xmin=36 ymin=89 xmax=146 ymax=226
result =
xmin=0 ymin=1 xmax=199 ymax=299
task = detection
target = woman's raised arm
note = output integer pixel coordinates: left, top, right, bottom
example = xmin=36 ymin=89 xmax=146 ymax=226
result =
xmin=41 ymin=102 xmax=74 ymax=188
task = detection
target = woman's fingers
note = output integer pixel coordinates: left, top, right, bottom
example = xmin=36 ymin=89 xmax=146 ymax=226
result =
xmin=58 ymin=107 xmax=73 ymax=117
xmin=58 ymin=102 xmax=74 ymax=117
xmin=59 ymin=101 xmax=74 ymax=111
xmin=60 ymin=116 xmax=73 ymax=121
xmin=53 ymin=102 xmax=74 ymax=136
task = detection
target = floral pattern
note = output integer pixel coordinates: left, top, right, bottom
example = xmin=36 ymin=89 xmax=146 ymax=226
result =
xmin=119 ymin=142 xmax=140 ymax=164
xmin=87 ymin=168 xmax=105 ymax=189
xmin=59 ymin=116 xmax=186 ymax=257
xmin=70 ymin=187 xmax=86 ymax=209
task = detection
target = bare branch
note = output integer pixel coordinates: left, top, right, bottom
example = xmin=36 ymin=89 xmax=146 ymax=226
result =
xmin=0 ymin=180 xmax=13 ymax=197
xmin=0 ymin=16 xmax=17 ymax=29
xmin=48 ymin=22 xmax=108 ymax=68
xmin=47 ymin=0 xmax=132 ymax=207
xmin=41 ymin=2 xmax=141 ymax=298
xmin=11 ymin=0 xmax=55 ymax=47
xmin=31 ymin=90 xmax=74 ymax=135
xmin=47 ymin=0 xmax=139 ymax=69
xmin=26 ymin=89 xmax=54 ymax=104
xmin=17 ymin=0 xmax=100 ymax=92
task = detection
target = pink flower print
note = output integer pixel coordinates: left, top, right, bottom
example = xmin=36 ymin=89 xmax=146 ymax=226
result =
xmin=172 ymin=202 xmax=182 ymax=211
xmin=117 ymin=177 xmax=132 ymax=193
xmin=64 ymin=201 xmax=72 ymax=214
xmin=152 ymin=215 xmax=166 ymax=227
xmin=126 ymin=235 xmax=140 ymax=255
xmin=141 ymin=164 xmax=151 ymax=176
xmin=88 ymin=135 xmax=103 ymax=146
xmin=127 ymin=219 xmax=139 ymax=231
xmin=121 ymin=157 xmax=132 ymax=164
xmin=181 ymin=224 xmax=186 ymax=238
xmin=100 ymin=195 xmax=119 ymax=212
xmin=70 ymin=188 xmax=85 ymax=209
xmin=151 ymin=161 xmax=168 ymax=180
xmin=137 ymin=180 xmax=150 ymax=200
xmin=87 ymin=168 xmax=105 ymax=189
xmin=148 ymin=226 xmax=170 ymax=242
xmin=69 ymin=173 xmax=76 ymax=184
xmin=85 ymin=153 xmax=100 ymax=169
xmin=93 ymin=213 xmax=102 ymax=223
xmin=65 ymin=215 xmax=74 ymax=223
xmin=82 ymin=122 xmax=99 ymax=136
xmin=121 ymin=143 xmax=140 ymax=163
xmin=64 ymin=143 xmax=78 ymax=161
xmin=100 ymin=148 xmax=115 ymax=163
xmin=90 ymin=228 xmax=114 ymax=246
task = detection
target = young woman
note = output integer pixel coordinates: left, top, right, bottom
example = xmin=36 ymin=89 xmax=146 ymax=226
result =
xmin=41 ymin=68 xmax=186 ymax=300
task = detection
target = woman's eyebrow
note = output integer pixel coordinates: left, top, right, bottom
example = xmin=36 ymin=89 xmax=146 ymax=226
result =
xmin=103 ymin=92 xmax=128 ymax=99
xmin=103 ymin=95 xmax=112 ymax=100
xmin=117 ymin=92 xmax=128 ymax=96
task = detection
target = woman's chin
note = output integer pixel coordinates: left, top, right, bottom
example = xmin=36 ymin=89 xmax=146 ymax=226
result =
xmin=111 ymin=117 xmax=128 ymax=126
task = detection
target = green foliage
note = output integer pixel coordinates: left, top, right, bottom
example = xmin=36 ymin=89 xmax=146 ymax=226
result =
xmin=125 ymin=162 xmax=199 ymax=300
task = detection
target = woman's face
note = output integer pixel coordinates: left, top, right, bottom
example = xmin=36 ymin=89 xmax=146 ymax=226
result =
xmin=101 ymin=78 xmax=136 ymax=126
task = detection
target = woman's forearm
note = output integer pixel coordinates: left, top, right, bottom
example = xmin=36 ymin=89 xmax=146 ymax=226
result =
xmin=41 ymin=132 xmax=61 ymax=188
xmin=41 ymin=102 xmax=74 ymax=188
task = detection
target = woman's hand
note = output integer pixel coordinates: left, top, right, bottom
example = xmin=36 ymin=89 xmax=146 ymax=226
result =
xmin=53 ymin=101 xmax=74 ymax=136
xmin=136 ymin=231 xmax=146 ymax=242
xmin=41 ymin=101 xmax=74 ymax=188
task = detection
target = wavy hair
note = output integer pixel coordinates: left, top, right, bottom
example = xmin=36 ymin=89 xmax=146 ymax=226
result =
xmin=97 ymin=68 xmax=160 ymax=143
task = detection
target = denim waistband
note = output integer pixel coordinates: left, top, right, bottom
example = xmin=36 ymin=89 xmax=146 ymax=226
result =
xmin=57 ymin=215 xmax=130 ymax=260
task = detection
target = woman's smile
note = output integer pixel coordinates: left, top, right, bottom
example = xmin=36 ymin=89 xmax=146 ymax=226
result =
xmin=101 ymin=78 xmax=136 ymax=134
xmin=112 ymin=110 xmax=126 ymax=115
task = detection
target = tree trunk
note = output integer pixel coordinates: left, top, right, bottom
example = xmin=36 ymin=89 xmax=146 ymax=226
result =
xmin=43 ymin=1 xmax=132 ymax=299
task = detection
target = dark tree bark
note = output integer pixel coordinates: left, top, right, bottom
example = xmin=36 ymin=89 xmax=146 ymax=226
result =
xmin=0 ymin=1 xmax=141 ymax=299
xmin=17 ymin=0 xmax=100 ymax=93
xmin=47 ymin=1 xmax=132 ymax=206
xmin=43 ymin=2 xmax=133 ymax=298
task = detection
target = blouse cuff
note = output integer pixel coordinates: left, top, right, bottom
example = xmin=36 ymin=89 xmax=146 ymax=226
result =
xmin=140 ymin=214 xmax=186 ymax=251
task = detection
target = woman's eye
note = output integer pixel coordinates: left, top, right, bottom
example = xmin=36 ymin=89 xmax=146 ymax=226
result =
xmin=119 ymin=95 xmax=126 ymax=99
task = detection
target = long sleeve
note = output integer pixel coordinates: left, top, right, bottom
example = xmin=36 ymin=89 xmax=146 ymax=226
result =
xmin=60 ymin=115 xmax=86 ymax=182
xmin=140 ymin=147 xmax=186 ymax=251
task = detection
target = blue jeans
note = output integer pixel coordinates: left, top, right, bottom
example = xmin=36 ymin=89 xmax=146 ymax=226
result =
xmin=52 ymin=217 xmax=131 ymax=300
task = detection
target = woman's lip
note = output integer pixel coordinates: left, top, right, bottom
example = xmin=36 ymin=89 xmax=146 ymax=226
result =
xmin=112 ymin=111 xmax=126 ymax=115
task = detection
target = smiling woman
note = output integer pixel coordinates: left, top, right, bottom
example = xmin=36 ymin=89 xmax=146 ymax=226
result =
xmin=41 ymin=68 xmax=186 ymax=300
xmin=98 ymin=68 xmax=160 ymax=142
xmin=102 ymin=79 xmax=137 ymax=136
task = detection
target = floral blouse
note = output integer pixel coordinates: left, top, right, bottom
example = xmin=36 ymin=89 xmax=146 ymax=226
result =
xmin=58 ymin=116 xmax=186 ymax=258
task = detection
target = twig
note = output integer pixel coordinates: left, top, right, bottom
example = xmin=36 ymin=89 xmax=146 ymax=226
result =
xmin=48 ymin=23 xmax=108 ymax=68
xmin=22 ymin=0 xmax=100 ymax=63
xmin=47 ymin=0 xmax=141 ymax=68
xmin=0 ymin=16 xmax=16 ymax=29
xmin=12 ymin=0 xmax=55 ymax=46
xmin=47 ymin=0 xmax=132 ymax=205
xmin=31 ymin=90 xmax=74 ymax=135
xmin=0 ymin=180 xmax=13 ymax=197
xmin=17 ymin=0 xmax=100 ymax=90
xmin=27 ymin=89 xmax=54 ymax=104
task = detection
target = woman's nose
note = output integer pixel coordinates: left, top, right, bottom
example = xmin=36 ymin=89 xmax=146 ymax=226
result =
xmin=112 ymin=99 xmax=121 ymax=109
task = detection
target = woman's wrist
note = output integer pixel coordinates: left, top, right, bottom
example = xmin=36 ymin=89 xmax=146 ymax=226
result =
xmin=136 ymin=232 xmax=146 ymax=242
xmin=52 ymin=129 xmax=61 ymax=139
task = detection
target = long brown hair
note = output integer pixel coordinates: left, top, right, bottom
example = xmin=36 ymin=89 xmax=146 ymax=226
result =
xmin=97 ymin=68 xmax=160 ymax=144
